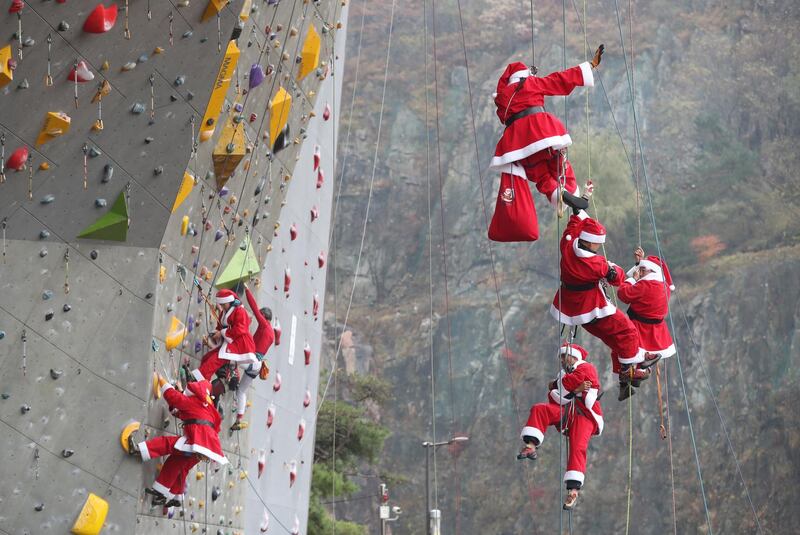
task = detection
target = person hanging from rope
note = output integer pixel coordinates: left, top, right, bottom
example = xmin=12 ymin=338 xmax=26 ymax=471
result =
xmin=127 ymin=375 xmax=228 ymax=507
xmin=230 ymin=282 xmax=274 ymax=432
xmin=487 ymin=45 xmax=604 ymax=242
xmin=189 ymin=288 xmax=259 ymax=383
xmin=517 ymin=342 xmax=602 ymax=511
xmin=550 ymin=202 xmax=662 ymax=391
xmin=612 ymin=248 xmax=676 ymax=400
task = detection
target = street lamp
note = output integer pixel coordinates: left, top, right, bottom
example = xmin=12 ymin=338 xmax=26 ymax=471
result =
xmin=421 ymin=436 xmax=469 ymax=535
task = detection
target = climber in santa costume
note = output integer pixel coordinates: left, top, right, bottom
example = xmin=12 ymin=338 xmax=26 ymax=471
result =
xmin=230 ymin=282 xmax=274 ymax=432
xmin=489 ymin=45 xmax=604 ymax=240
xmin=517 ymin=343 xmax=603 ymax=510
xmin=127 ymin=376 xmax=228 ymax=507
xmin=191 ymin=289 xmax=258 ymax=382
xmin=613 ymin=249 xmax=676 ymax=399
xmin=550 ymin=201 xmax=662 ymax=390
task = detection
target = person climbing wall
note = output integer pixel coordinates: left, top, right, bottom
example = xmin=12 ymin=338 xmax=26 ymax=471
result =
xmin=127 ymin=376 xmax=228 ymax=507
xmin=230 ymin=282 xmax=275 ymax=432
xmin=190 ymin=288 xmax=258 ymax=382
xmin=488 ymin=45 xmax=604 ymax=242
xmin=550 ymin=201 xmax=662 ymax=391
xmin=517 ymin=343 xmax=603 ymax=511
xmin=613 ymin=249 xmax=676 ymax=400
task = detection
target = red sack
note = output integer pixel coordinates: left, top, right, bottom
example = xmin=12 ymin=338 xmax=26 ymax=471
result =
xmin=488 ymin=172 xmax=539 ymax=242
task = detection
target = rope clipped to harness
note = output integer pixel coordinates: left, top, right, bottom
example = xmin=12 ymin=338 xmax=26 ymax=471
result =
xmin=655 ymin=363 xmax=667 ymax=440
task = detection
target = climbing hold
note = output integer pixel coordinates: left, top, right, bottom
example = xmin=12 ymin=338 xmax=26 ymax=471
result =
xmin=34 ymin=503 xmax=44 ymax=512
xmin=289 ymin=223 xmax=297 ymax=240
xmin=63 ymin=304 xmax=71 ymax=312
xmin=289 ymin=460 xmax=297 ymax=487
xmin=0 ymin=44 xmax=12 ymax=88
xmin=215 ymin=235 xmax=261 ymax=288
xmin=50 ymin=369 xmax=63 ymax=380
xmin=70 ymin=493 xmax=108 ymax=535
xmin=39 ymin=162 xmax=50 ymax=171
xmin=182 ymin=30 xmax=193 ymax=39
xmin=273 ymin=319 xmax=281 ymax=345
xmin=102 ymin=164 xmax=113 ymax=183
xmin=303 ymin=390 xmax=310 ymax=408
xmin=180 ymin=215 xmax=189 ymax=236
xmin=39 ymin=230 xmax=50 ymax=239
xmin=130 ymin=102 xmax=145 ymax=114
xmin=312 ymin=294 xmax=319 ymax=317
xmin=153 ymin=166 xmax=163 ymax=176
xmin=45 ymin=311 xmax=54 ymax=321
xmin=298 ymin=25 xmax=321 ymax=80
xmin=316 ymin=168 xmax=324 ymax=189
xmin=39 ymin=248 xmax=47 ymax=258
xmin=199 ymin=40 xmax=240 ymax=141
xmin=272 ymin=372 xmax=281 ymax=392
xmin=174 ymin=75 xmax=186 ymax=86
xmin=8 ymin=146 xmax=28 ymax=171
xmin=313 ymin=145 xmax=320 ymax=171
xmin=88 ymin=147 xmax=101 ymax=158
xmin=9 ymin=0 xmax=23 ymax=14
xmin=83 ymin=4 xmax=118 ymax=33
xmin=77 ymin=190 xmax=129 ymax=241
xmin=257 ymin=449 xmax=266 ymax=478
xmin=260 ymin=508 xmax=269 ymax=532
xmin=41 ymin=194 xmax=55 ymax=204
xmin=43 ymin=290 xmax=54 ymax=300
xmin=266 ymin=404 xmax=275 ymax=428
xmin=310 ymin=206 xmax=319 ymax=222
xmin=61 ymin=448 xmax=73 ymax=457
xmin=201 ymin=0 xmax=228 ymax=21
xmin=171 ymin=172 xmax=195 ymax=213
xmin=58 ymin=20 xmax=70 ymax=31
xmin=121 ymin=61 xmax=136 ymax=72
xmin=269 ymin=87 xmax=292 ymax=151
xmin=68 ymin=61 xmax=95 ymax=83
xmin=21 ymin=404 xmax=31 ymax=414
xmin=35 ymin=112 xmax=71 ymax=146
xmin=137 ymin=54 xmax=148 ymax=64
xmin=90 ymin=250 xmax=98 ymax=260
xmin=318 ymin=251 xmax=325 ymax=268
xmin=165 ymin=317 xmax=187 ymax=351
xmin=144 ymin=136 xmax=154 ymax=144
xmin=284 ymin=268 xmax=291 ymax=293
xmin=212 ymin=117 xmax=246 ymax=188
xmin=303 ymin=342 xmax=311 ymax=365
xmin=249 ymin=64 xmax=265 ymax=89
xmin=323 ymin=102 xmax=331 ymax=121
xmin=214 ymin=229 xmax=224 ymax=242
xmin=211 ymin=486 xmax=221 ymax=502
xmin=195 ymin=471 xmax=205 ymax=481
xmin=95 ymin=198 xmax=107 ymax=208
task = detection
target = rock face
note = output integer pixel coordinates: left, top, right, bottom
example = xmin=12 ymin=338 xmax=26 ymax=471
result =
xmin=325 ymin=0 xmax=800 ymax=533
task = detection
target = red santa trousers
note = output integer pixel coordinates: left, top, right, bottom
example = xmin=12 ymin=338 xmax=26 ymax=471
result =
xmin=521 ymin=403 xmax=594 ymax=489
xmin=582 ymin=310 xmax=643 ymax=367
xmin=518 ymin=148 xmax=579 ymax=206
xmin=139 ymin=435 xmax=201 ymax=499
xmin=194 ymin=346 xmax=225 ymax=381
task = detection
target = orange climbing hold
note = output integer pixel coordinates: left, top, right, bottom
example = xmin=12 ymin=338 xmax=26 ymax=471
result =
xmin=83 ymin=4 xmax=118 ymax=33
xmin=0 ymin=44 xmax=13 ymax=88
xmin=36 ymin=112 xmax=71 ymax=146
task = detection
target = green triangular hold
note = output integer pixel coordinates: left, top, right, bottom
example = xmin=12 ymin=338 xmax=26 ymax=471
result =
xmin=215 ymin=235 xmax=261 ymax=288
xmin=77 ymin=191 xmax=129 ymax=241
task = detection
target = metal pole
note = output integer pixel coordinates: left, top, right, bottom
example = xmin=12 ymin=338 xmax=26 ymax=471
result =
xmin=381 ymin=519 xmax=386 ymax=535
xmin=425 ymin=443 xmax=431 ymax=535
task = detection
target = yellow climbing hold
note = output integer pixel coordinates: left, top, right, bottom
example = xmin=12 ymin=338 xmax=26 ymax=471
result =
xmin=298 ymin=25 xmax=321 ymax=81
xmin=199 ymin=40 xmax=240 ymax=142
xmin=153 ymin=371 xmax=162 ymax=399
xmin=181 ymin=215 xmax=189 ymax=236
xmin=0 ymin=45 xmax=13 ymax=88
xmin=269 ymin=87 xmax=292 ymax=150
xmin=239 ymin=0 xmax=252 ymax=20
xmin=120 ymin=421 xmax=141 ymax=453
xmin=36 ymin=112 xmax=71 ymax=146
xmin=70 ymin=493 xmax=108 ymax=535
xmin=159 ymin=265 xmax=167 ymax=283
xmin=171 ymin=171 xmax=196 ymax=213
xmin=196 ymin=470 xmax=205 ymax=481
xmin=165 ymin=316 xmax=187 ymax=351
xmin=202 ymin=0 xmax=230 ymax=21
xmin=212 ymin=115 xmax=246 ymax=189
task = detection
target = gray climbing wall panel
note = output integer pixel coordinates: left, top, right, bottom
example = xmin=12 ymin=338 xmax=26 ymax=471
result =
xmin=0 ymin=0 xmax=346 ymax=533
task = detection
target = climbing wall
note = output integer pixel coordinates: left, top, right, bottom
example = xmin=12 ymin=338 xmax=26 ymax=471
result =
xmin=0 ymin=0 xmax=346 ymax=533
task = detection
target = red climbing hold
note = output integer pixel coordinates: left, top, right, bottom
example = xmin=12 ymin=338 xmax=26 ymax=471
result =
xmin=317 ymin=251 xmax=325 ymax=268
xmin=297 ymin=419 xmax=306 ymax=440
xmin=273 ymin=319 xmax=282 ymax=346
xmin=289 ymin=224 xmax=298 ymax=241
xmin=322 ymin=103 xmax=331 ymax=121
xmin=83 ymin=4 xmax=118 ymax=33
xmin=312 ymin=294 xmax=319 ymax=317
xmin=273 ymin=372 xmax=282 ymax=392
xmin=304 ymin=342 xmax=312 ymax=365
xmin=257 ymin=449 xmax=266 ymax=478
xmin=267 ymin=404 xmax=275 ymax=428
xmin=7 ymin=146 xmax=28 ymax=171
xmin=313 ymin=145 xmax=320 ymax=171
xmin=283 ymin=268 xmax=291 ymax=293
xmin=67 ymin=61 xmax=94 ymax=83
xmin=289 ymin=461 xmax=297 ymax=487
xmin=316 ymin=169 xmax=324 ymax=189
xmin=303 ymin=390 xmax=311 ymax=408
xmin=8 ymin=0 xmax=23 ymax=14
xmin=310 ymin=206 xmax=319 ymax=222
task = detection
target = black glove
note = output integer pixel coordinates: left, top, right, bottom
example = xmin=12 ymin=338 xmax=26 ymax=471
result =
xmin=606 ymin=265 xmax=618 ymax=282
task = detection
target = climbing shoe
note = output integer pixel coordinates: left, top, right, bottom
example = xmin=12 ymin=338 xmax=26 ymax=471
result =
xmin=516 ymin=444 xmax=538 ymax=461
xmin=562 ymin=191 xmax=589 ymax=214
xmin=127 ymin=433 xmax=141 ymax=457
xmin=145 ymin=488 xmax=168 ymax=506
xmin=563 ymin=489 xmax=580 ymax=510
xmin=164 ymin=498 xmax=181 ymax=508
xmin=639 ymin=352 xmax=662 ymax=369
xmin=229 ymin=419 xmax=247 ymax=432
xmin=618 ymin=382 xmax=636 ymax=401
xmin=619 ymin=366 xmax=651 ymax=387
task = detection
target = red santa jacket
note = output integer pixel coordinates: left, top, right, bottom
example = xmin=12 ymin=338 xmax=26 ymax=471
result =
xmin=245 ymin=287 xmax=275 ymax=356
xmin=550 ymin=211 xmax=623 ymax=325
xmin=216 ymin=303 xmax=258 ymax=364
xmin=618 ymin=274 xmax=676 ymax=357
xmin=490 ymin=61 xmax=594 ymax=172
xmin=548 ymin=360 xmax=604 ymax=435
xmin=161 ymin=382 xmax=228 ymax=465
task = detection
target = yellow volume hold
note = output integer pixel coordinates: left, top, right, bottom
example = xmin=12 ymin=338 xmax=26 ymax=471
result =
xmin=199 ymin=40 xmax=240 ymax=142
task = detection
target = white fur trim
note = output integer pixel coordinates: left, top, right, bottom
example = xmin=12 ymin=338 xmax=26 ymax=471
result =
xmin=639 ymin=343 xmax=676 ymax=359
xmin=624 ymin=277 xmax=637 ymax=285
xmin=521 ymin=426 xmax=544 ymax=444
xmin=160 ymin=383 xmax=173 ymax=396
xmin=578 ymin=229 xmax=606 ymax=243
xmin=578 ymin=61 xmax=594 ymax=87
xmin=617 ymin=348 xmax=646 ymax=365
xmin=489 ymin=134 xmax=573 ymax=169
xmin=492 ymin=92 xmax=497 ymax=98
xmin=139 ymin=441 xmax=152 ymax=462
xmin=191 ymin=368 xmax=206 ymax=381
xmin=576 ymin=209 xmax=589 ymax=221
xmin=572 ymin=239 xmax=597 ymax=258
xmin=508 ymin=69 xmax=530 ymax=84
xmin=559 ymin=346 xmax=583 ymax=360
xmin=151 ymin=481 xmax=174 ymax=498
xmin=498 ymin=163 xmax=527 ymax=179
xmin=216 ymin=294 xmax=235 ymax=304
xmin=174 ymin=436 xmax=229 ymax=465
xmin=218 ymin=341 xmax=258 ymax=364
xmin=638 ymin=259 xmax=661 ymax=273
xmin=564 ymin=470 xmax=585 ymax=484
xmin=221 ymin=327 xmax=233 ymax=344
xmin=550 ymin=302 xmax=617 ymax=326
xmin=583 ymin=387 xmax=604 ymax=435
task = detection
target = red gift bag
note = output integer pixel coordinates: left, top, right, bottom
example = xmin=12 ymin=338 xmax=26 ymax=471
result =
xmin=488 ymin=172 xmax=539 ymax=242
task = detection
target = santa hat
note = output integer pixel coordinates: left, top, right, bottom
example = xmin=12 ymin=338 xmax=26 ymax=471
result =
xmin=216 ymin=288 xmax=239 ymax=304
xmin=639 ymin=255 xmax=675 ymax=290
xmin=578 ymin=218 xmax=606 ymax=244
xmin=496 ymin=62 xmax=531 ymax=93
xmin=187 ymin=380 xmax=214 ymax=405
xmin=560 ymin=342 xmax=588 ymax=361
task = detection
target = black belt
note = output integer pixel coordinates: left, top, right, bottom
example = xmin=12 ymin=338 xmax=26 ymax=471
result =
xmin=627 ymin=308 xmax=663 ymax=325
xmin=182 ymin=419 xmax=215 ymax=428
xmin=561 ymin=281 xmax=597 ymax=292
xmin=505 ymin=106 xmax=545 ymax=128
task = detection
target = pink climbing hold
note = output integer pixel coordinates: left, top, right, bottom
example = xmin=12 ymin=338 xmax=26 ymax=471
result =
xmin=7 ymin=146 xmax=28 ymax=171
xmin=303 ymin=390 xmax=311 ymax=408
xmin=310 ymin=206 xmax=319 ymax=222
xmin=83 ymin=4 xmax=118 ymax=33
xmin=272 ymin=372 xmax=282 ymax=392
xmin=316 ymin=168 xmax=324 ymax=189
xmin=267 ymin=403 xmax=275 ymax=428
xmin=297 ymin=419 xmax=306 ymax=441
xmin=313 ymin=145 xmax=320 ymax=171
xmin=289 ymin=461 xmax=297 ymax=487
xmin=273 ymin=319 xmax=282 ymax=346
xmin=303 ymin=342 xmax=311 ymax=365
xmin=8 ymin=0 xmax=23 ymax=14
xmin=318 ymin=251 xmax=326 ymax=268
xmin=284 ymin=268 xmax=291 ymax=293
xmin=67 ymin=61 xmax=94 ymax=82
xmin=322 ymin=103 xmax=331 ymax=121
xmin=289 ymin=223 xmax=297 ymax=241
xmin=312 ymin=294 xmax=319 ymax=317
xmin=257 ymin=449 xmax=266 ymax=478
